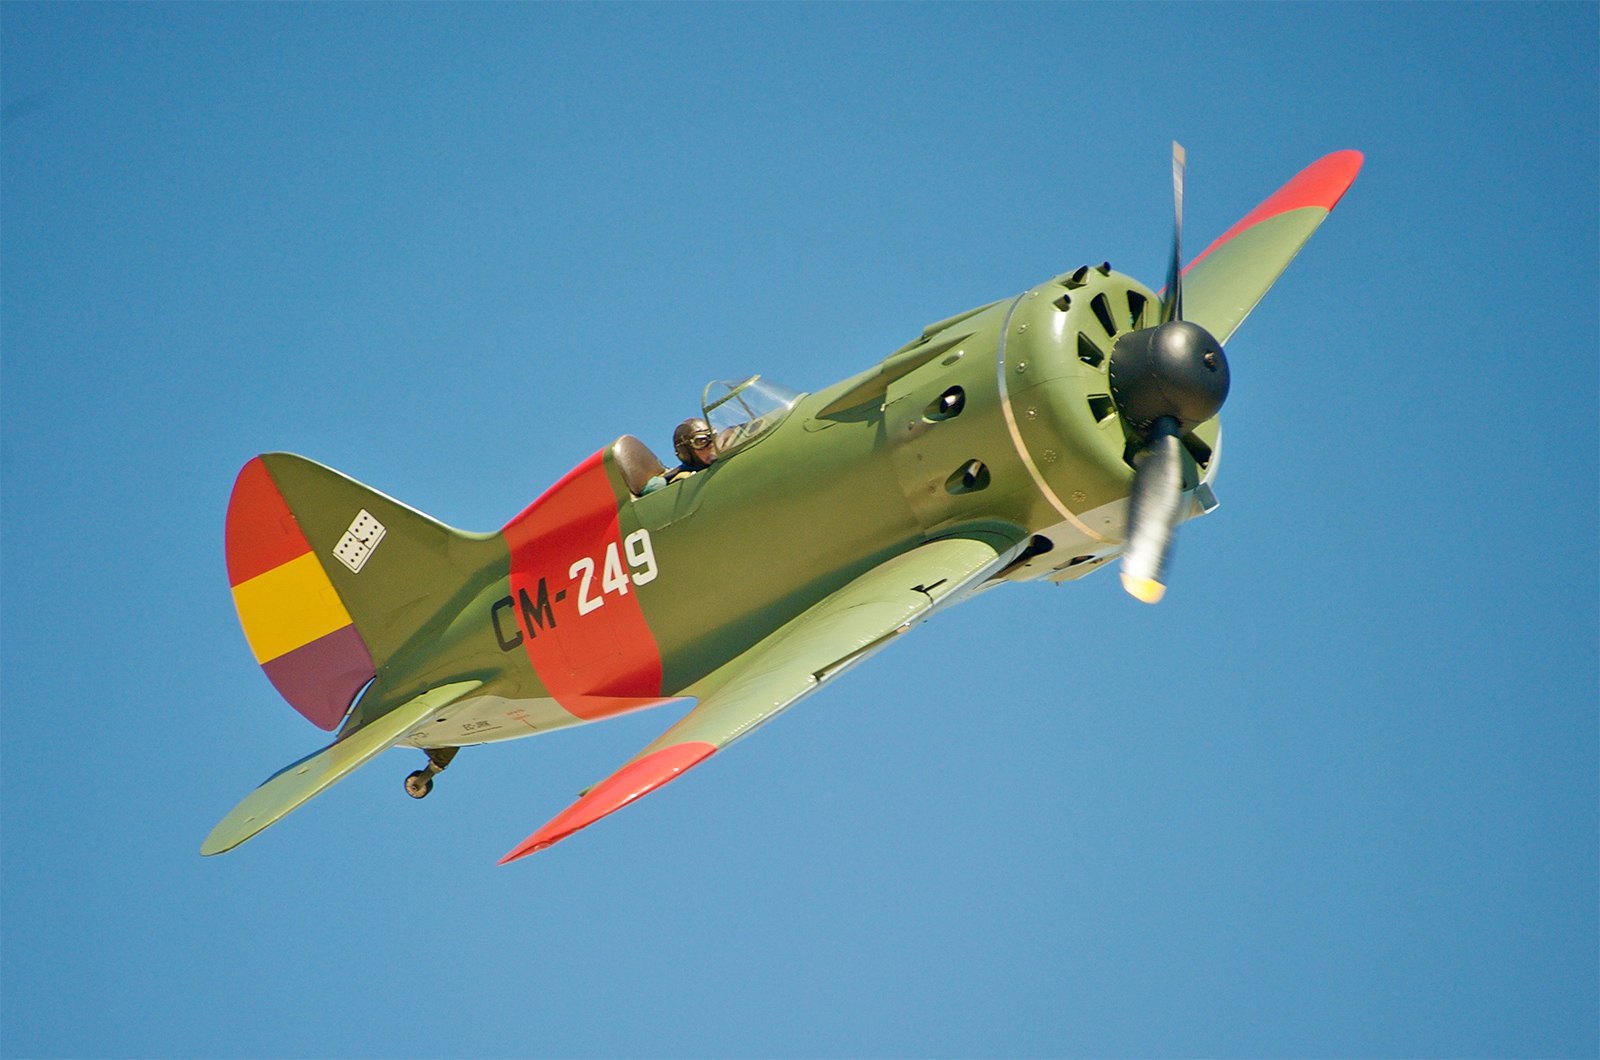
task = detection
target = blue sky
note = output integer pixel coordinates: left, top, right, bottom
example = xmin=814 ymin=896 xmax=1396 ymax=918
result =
xmin=2 ymin=4 xmax=1595 ymax=1057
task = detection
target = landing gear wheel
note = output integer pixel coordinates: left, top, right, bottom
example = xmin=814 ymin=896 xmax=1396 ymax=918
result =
xmin=404 ymin=746 xmax=457 ymax=800
xmin=405 ymin=771 xmax=434 ymax=799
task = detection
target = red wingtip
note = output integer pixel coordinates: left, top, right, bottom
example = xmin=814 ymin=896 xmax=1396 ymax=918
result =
xmin=1187 ymin=149 xmax=1365 ymax=271
xmin=498 ymin=741 xmax=717 ymax=863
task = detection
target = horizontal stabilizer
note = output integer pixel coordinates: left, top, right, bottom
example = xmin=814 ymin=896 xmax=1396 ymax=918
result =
xmin=202 ymin=680 xmax=481 ymax=855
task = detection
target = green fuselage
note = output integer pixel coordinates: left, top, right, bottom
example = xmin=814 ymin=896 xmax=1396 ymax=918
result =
xmin=361 ymin=266 xmax=1217 ymax=749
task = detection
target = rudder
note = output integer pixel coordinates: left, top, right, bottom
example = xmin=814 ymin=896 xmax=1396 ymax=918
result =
xmin=225 ymin=454 xmax=503 ymax=730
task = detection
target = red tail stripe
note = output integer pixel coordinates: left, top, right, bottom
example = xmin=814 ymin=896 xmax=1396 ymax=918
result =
xmin=1187 ymin=150 xmax=1365 ymax=273
xmin=498 ymin=742 xmax=716 ymax=862
xmin=226 ymin=457 xmax=311 ymax=586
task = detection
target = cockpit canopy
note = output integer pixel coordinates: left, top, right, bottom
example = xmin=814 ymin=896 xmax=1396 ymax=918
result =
xmin=701 ymin=376 xmax=803 ymax=457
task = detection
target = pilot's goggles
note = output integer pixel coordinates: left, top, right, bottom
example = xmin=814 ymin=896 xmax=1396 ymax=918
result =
xmin=688 ymin=431 xmax=716 ymax=449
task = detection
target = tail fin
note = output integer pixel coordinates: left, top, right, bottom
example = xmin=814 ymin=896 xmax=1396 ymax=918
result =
xmin=225 ymin=454 xmax=501 ymax=730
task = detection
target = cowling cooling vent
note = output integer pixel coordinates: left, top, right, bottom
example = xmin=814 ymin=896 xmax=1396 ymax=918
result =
xmin=1087 ymin=395 xmax=1116 ymax=423
xmin=1090 ymin=293 xmax=1118 ymax=337
xmin=1126 ymin=291 xmax=1148 ymax=328
xmin=1077 ymin=332 xmax=1106 ymax=368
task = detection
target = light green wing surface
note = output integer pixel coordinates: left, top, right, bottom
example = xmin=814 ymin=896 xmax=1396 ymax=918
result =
xmin=1182 ymin=150 xmax=1363 ymax=344
xmin=202 ymin=680 xmax=482 ymax=856
xmin=499 ymin=537 xmax=1007 ymax=859
xmin=654 ymin=535 xmax=1006 ymax=751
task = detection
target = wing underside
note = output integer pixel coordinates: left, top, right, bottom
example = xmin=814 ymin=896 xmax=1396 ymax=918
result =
xmin=1181 ymin=149 xmax=1363 ymax=345
xmin=498 ymin=536 xmax=1010 ymax=861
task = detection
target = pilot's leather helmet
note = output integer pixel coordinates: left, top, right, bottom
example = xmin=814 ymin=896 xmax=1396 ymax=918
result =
xmin=673 ymin=418 xmax=716 ymax=466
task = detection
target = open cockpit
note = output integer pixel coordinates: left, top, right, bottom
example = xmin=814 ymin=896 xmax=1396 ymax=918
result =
xmin=611 ymin=376 xmax=804 ymax=497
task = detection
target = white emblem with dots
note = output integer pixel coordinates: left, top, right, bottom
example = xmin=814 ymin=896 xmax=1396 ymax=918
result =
xmin=333 ymin=510 xmax=386 ymax=573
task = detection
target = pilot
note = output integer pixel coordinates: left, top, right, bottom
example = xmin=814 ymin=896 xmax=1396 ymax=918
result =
xmin=640 ymin=418 xmax=717 ymax=494
xmin=668 ymin=418 xmax=718 ymax=481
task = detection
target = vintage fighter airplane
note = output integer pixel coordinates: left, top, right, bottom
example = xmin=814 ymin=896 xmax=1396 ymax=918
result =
xmin=205 ymin=146 xmax=1362 ymax=862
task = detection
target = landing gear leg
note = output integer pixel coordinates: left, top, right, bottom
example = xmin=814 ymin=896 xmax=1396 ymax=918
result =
xmin=405 ymin=746 xmax=459 ymax=799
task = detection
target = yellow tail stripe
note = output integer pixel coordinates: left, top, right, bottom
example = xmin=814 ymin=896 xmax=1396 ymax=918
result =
xmin=231 ymin=551 xmax=355 ymax=664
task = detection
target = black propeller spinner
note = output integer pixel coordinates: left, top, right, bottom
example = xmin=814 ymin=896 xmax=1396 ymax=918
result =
xmin=1108 ymin=142 xmax=1230 ymax=603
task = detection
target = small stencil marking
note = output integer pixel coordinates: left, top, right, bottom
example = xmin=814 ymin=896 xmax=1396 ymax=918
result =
xmin=333 ymin=509 xmax=386 ymax=573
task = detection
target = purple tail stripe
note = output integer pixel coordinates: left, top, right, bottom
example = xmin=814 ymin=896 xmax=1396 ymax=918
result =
xmin=260 ymin=624 xmax=376 ymax=731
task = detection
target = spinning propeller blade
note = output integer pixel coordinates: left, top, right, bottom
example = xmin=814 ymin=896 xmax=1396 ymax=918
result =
xmin=1114 ymin=142 xmax=1227 ymax=603
xmin=1120 ymin=417 xmax=1185 ymax=603
xmin=1114 ymin=144 xmax=1363 ymax=602
xmin=1163 ymin=141 xmax=1185 ymax=324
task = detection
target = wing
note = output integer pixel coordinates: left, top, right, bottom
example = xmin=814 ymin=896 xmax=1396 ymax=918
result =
xmin=498 ymin=537 xmax=1008 ymax=861
xmin=202 ymin=680 xmax=482 ymax=855
xmin=1181 ymin=150 xmax=1363 ymax=344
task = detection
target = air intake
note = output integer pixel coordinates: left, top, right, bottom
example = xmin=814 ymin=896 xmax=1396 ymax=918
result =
xmin=1126 ymin=291 xmax=1148 ymax=329
xmin=1077 ymin=332 xmax=1106 ymax=368
xmin=1091 ymin=293 xmax=1118 ymax=337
